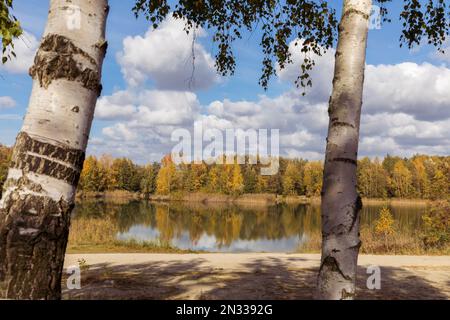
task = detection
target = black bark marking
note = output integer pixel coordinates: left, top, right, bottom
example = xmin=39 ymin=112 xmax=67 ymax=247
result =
xmin=331 ymin=121 xmax=355 ymax=129
xmin=0 ymin=176 xmax=72 ymax=299
xmin=10 ymin=132 xmax=85 ymax=186
xmin=330 ymin=157 xmax=357 ymax=166
xmin=341 ymin=8 xmax=370 ymax=21
xmin=319 ymin=256 xmax=352 ymax=282
xmin=349 ymin=195 xmax=362 ymax=232
xmin=29 ymin=34 xmax=102 ymax=96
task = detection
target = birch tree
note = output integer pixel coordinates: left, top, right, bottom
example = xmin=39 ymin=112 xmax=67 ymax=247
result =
xmin=0 ymin=0 xmax=109 ymax=299
xmin=315 ymin=0 xmax=372 ymax=299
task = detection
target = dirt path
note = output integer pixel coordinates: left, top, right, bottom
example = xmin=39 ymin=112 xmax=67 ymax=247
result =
xmin=63 ymin=253 xmax=450 ymax=300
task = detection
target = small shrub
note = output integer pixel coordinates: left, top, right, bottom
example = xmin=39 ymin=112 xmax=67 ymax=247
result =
xmin=78 ymin=258 xmax=90 ymax=272
xmin=374 ymin=207 xmax=395 ymax=236
xmin=421 ymin=201 xmax=450 ymax=249
xmin=374 ymin=207 xmax=396 ymax=252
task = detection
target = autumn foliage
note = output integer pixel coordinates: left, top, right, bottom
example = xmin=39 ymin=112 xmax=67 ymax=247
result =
xmin=0 ymin=149 xmax=448 ymax=200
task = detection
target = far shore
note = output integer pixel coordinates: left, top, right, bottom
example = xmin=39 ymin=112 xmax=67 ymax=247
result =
xmin=76 ymin=191 xmax=431 ymax=206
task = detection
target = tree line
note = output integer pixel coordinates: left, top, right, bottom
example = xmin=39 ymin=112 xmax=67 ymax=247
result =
xmin=1 ymin=144 xmax=447 ymax=200
xmin=54 ymin=151 xmax=450 ymax=200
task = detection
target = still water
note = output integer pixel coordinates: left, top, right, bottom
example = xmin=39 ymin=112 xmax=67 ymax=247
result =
xmin=72 ymin=200 xmax=427 ymax=252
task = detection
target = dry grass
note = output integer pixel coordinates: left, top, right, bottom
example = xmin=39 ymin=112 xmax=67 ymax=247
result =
xmin=76 ymin=190 xmax=141 ymax=203
xmin=361 ymin=198 xmax=429 ymax=206
xmin=67 ymin=217 xmax=192 ymax=254
xmin=297 ymin=226 xmax=450 ymax=255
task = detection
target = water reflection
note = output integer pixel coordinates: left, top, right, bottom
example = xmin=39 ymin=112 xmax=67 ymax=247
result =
xmin=71 ymin=201 xmax=426 ymax=252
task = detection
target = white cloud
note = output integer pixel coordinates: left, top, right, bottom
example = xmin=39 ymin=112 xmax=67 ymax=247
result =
xmin=364 ymin=62 xmax=450 ymax=121
xmin=0 ymin=96 xmax=16 ymax=109
xmin=96 ymin=90 xmax=137 ymax=120
xmin=117 ymin=17 xmax=219 ymax=90
xmin=89 ymin=36 xmax=450 ymax=163
xmin=0 ymin=31 xmax=39 ymax=74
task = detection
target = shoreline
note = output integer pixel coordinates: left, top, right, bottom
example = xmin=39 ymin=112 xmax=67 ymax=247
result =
xmin=76 ymin=191 xmax=431 ymax=206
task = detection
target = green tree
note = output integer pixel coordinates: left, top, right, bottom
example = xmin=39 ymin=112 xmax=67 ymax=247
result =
xmin=0 ymin=0 xmax=23 ymax=63
xmin=140 ymin=163 xmax=158 ymax=196
xmin=110 ymin=158 xmax=141 ymax=191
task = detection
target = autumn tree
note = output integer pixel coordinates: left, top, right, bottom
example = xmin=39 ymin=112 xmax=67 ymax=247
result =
xmin=411 ymin=156 xmax=430 ymax=199
xmin=156 ymin=155 xmax=177 ymax=195
xmin=282 ymin=161 xmax=303 ymax=195
xmin=303 ymin=161 xmax=323 ymax=197
xmin=140 ymin=163 xmax=159 ymax=196
xmin=110 ymin=158 xmax=142 ymax=192
xmin=229 ymin=162 xmax=244 ymax=195
xmin=390 ymin=160 xmax=413 ymax=198
xmin=79 ymin=156 xmax=108 ymax=192
xmin=207 ymin=164 xmax=222 ymax=193
xmin=357 ymin=157 xmax=387 ymax=198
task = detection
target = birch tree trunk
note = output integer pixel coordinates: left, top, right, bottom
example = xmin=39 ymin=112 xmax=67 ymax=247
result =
xmin=0 ymin=0 xmax=109 ymax=300
xmin=316 ymin=0 xmax=371 ymax=300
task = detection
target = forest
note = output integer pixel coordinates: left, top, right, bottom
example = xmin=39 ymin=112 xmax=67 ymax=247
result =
xmin=1 ymin=145 xmax=447 ymax=200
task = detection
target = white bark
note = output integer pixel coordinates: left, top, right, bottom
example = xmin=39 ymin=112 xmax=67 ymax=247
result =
xmin=0 ymin=0 xmax=108 ymax=299
xmin=316 ymin=0 xmax=372 ymax=300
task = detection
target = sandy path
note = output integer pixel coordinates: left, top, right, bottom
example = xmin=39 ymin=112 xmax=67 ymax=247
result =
xmin=63 ymin=253 xmax=450 ymax=300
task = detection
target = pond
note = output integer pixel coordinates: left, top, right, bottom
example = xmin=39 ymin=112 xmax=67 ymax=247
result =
xmin=70 ymin=200 xmax=427 ymax=252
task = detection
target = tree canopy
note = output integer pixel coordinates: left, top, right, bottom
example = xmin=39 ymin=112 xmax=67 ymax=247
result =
xmin=0 ymin=0 xmax=22 ymax=64
xmin=133 ymin=0 xmax=450 ymax=90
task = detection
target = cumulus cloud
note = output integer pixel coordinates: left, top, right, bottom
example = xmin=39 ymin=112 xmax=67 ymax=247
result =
xmin=0 ymin=96 xmax=16 ymax=109
xmin=89 ymin=35 xmax=450 ymax=163
xmin=0 ymin=31 xmax=39 ymax=74
xmin=117 ymin=17 xmax=219 ymax=90
xmin=95 ymin=90 xmax=137 ymax=120
xmin=364 ymin=62 xmax=450 ymax=121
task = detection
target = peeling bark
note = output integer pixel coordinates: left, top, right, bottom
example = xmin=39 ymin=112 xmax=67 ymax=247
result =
xmin=30 ymin=34 xmax=102 ymax=96
xmin=316 ymin=0 xmax=371 ymax=300
xmin=0 ymin=0 xmax=109 ymax=300
xmin=10 ymin=132 xmax=85 ymax=186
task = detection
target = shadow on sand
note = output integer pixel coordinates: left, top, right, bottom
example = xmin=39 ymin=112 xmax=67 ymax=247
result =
xmin=62 ymin=257 xmax=449 ymax=300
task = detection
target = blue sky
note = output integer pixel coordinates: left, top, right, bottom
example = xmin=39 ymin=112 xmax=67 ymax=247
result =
xmin=0 ymin=0 xmax=449 ymax=163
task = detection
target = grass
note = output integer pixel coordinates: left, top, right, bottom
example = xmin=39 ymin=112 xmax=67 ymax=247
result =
xmin=298 ymin=202 xmax=450 ymax=255
xmin=296 ymin=228 xmax=450 ymax=255
xmin=67 ymin=239 xmax=195 ymax=254
xmin=361 ymin=198 xmax=429 ymax=206
xmin=67 ymin=217 xmax=196 ymax=254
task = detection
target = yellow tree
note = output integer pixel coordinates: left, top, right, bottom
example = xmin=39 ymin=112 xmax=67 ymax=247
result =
xmin=229 ymin=162 xmax=244 ymax=195
xmin=79 ymin=156 xmax=107 ymax=192
xmin=282 ymin=161 xmax=301 ymax=195
xmin=207 ymin=165 xmax=221 ymax=193
xmin=303 ymin=161 xmax=323 ymax=197
xmin=156 ymin=155 xmax=177 ymax=195
xmin=411 ymin=157 xmax=430 ymax=199
xmin=391 ymin=160 xmax=413 ymax=198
